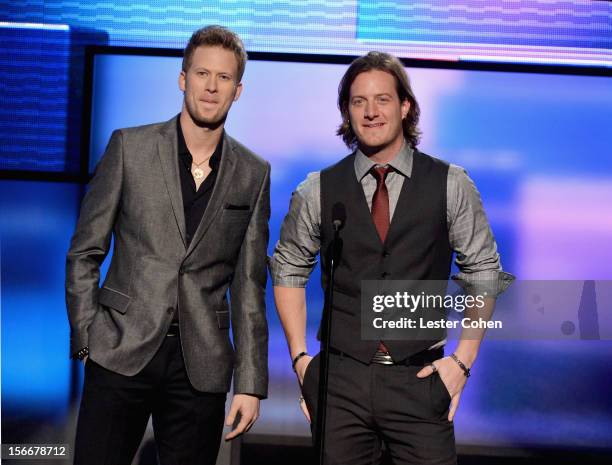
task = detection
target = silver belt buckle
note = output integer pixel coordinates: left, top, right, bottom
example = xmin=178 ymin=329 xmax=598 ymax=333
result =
xmin=371 ymin=350 xmax=394 ymax=365
xmin=166 ymin=323 xmax=180 ymax=337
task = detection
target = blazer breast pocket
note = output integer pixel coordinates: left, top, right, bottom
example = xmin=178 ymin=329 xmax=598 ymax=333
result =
xmin=221 ymin=205 xmax=252 ymax=223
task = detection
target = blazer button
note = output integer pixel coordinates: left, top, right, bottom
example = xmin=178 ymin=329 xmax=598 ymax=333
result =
xmin=167 ymin=307 xmax=175 ymax=315
xmin=381 ymin=272 xmax=389 ymax=278
xmin=382 ymin=250 xmax=390 ymax=258
xmin=179 ymin=268 xmax=185 ymax=276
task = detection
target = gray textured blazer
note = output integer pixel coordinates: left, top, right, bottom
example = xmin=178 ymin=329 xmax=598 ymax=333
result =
xmin=66 ymin=116 xmax=269 ymax=397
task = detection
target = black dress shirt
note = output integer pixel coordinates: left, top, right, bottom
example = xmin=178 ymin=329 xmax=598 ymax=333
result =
xmin=173 ymin=119 xmax=223 ymax=325
xmin=177 ymin=117 xmax=223 ymax=247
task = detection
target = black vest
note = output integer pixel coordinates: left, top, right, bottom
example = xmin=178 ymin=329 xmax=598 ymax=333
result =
xmin=320 ymin=150 xmax=453 ymax=363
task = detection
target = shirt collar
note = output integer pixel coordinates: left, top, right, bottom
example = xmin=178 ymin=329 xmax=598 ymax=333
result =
xmin=177 ymin=116 xmax=223 ymax=171
xmin=353 ymin=140 xmax=414 ymax=181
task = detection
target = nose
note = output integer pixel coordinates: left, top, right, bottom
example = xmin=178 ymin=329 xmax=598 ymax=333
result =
xmin=364 ymin=101 xmax=378 ymax=119
xmin=205 ymin=75 xmax=218 ymax=93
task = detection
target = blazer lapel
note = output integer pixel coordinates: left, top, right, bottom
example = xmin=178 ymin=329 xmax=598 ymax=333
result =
xmin=184 ymin=133 xmax=237 ymax=258
xmin=157 ymin=116 xmax=187 ymax=249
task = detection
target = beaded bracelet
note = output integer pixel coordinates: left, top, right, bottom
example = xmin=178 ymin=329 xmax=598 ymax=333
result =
xmin=450 ymin=353 xmax=471 ymax=377
xmin=76 ymin=347 xmax=89 ymax=361
xmin=291 ymin=351 xmax=309 ymax=372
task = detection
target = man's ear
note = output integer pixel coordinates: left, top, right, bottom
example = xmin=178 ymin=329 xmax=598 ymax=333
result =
xmin=233 ymin=82 xmax=243 ymax=102
xmin=178 ymin=70 xmax=186 ymax=92
xmin=401 ymin=98 xmax=410 ymax=120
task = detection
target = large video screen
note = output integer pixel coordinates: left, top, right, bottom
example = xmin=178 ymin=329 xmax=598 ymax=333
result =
xmin=87 ymin=50 xmax=612 ymax=449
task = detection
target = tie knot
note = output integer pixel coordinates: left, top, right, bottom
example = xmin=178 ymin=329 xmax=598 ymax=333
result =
xmin=371 ymin=166 xmax=391 ymax=184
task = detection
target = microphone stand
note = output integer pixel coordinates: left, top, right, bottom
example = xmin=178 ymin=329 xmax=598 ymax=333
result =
xmin=315 ymin=220 xmax=342 ymax=465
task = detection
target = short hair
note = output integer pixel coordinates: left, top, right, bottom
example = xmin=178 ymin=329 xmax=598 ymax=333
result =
xmin=336 ymin=51 xmax=421 ymax=149
xmin=182 ymin=25 xmax=248 ymax=82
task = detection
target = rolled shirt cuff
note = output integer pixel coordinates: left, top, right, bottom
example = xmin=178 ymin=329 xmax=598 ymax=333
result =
xmin=451 ymin=270 xmax=515 ymax=298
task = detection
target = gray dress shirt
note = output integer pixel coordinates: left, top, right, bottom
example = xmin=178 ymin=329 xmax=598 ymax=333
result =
xmin=271 ymin=142 xmax=514 ymax=296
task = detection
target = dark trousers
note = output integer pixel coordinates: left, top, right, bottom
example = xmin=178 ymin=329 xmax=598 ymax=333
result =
xmin=302 ymin=351 xmax=456 ymax=465
xmin=74 ymin=335 xmax=227 ymax=465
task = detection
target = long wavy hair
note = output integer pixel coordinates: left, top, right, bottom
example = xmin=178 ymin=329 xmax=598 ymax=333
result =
xmin=337 ymin=52 xmax=421 ymax=149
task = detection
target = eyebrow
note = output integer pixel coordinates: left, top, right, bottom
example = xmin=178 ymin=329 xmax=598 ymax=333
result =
xmin=351 ymin=93 xmax=393 ymax=99
xmin=192 ymin=67 xmax=234 ymax=77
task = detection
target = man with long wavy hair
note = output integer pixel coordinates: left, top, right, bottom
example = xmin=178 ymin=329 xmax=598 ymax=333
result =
xmin=271 ymin=51 xmax=512 ymax=464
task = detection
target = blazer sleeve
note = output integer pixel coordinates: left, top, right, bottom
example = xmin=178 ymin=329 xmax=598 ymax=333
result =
xmin=65 ymin=129 xmax=124 ymax=357
xmin=229 ymin=162 xmax=271 ymax=398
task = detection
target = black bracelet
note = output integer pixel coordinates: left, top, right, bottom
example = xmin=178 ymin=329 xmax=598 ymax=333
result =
xmin=450 ymin=353 xmax=471 ymax=377
xmin=291 ymin=351 xmax=309 ymax=372
xmin=75 ymin=347 xmax=89 ymax=361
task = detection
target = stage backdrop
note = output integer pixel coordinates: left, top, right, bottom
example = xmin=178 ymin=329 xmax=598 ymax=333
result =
xmin=2 ymin=1 xmax=611 ymax=172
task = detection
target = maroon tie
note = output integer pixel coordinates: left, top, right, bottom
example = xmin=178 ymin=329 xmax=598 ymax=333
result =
xmin=371 ymin=166 xmax=391 ymax=355
xmin=371 ymin=166 xmax=391 ymax=243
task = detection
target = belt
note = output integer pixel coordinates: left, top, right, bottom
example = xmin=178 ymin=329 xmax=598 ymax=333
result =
xmin=166 ymin=323 xmax=180 ymax=337
xmin=329 ymin=346 xmax=443 ymax=366
xmin=371 ymin=350 xmax=394 ymax=365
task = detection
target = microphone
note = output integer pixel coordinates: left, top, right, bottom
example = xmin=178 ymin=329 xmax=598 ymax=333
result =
xmin=332 ymin=202 xmax=346 ymax=232
xmin=317 ymin=203 xmax=345 ymax=460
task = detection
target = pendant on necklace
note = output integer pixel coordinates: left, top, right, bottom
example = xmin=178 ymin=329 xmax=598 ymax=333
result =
xmin=192 ymin=167 xmax=204 ymax=179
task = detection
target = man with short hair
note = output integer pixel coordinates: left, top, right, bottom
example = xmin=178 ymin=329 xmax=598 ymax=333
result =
xmin=271 ymin=51 xmax=513 ymax=464
xmin=67 ymin=25 xmax=270 ymax=465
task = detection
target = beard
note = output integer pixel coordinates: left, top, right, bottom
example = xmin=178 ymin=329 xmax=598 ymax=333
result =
xmin=357 ymin=132 xmax=394 ymax=156
xmin=183 ymin=98 xmax=228 ymax=131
